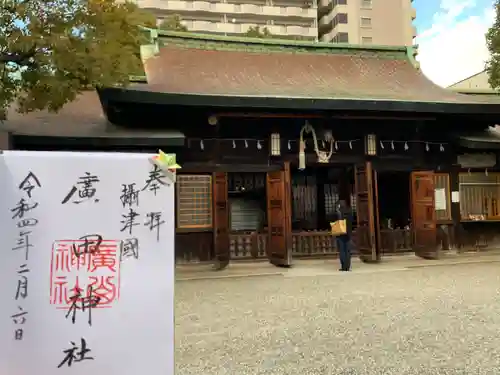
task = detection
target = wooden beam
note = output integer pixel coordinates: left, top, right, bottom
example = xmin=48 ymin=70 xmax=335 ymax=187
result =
xmin=332 ymin=114 xmax=436 ymax=121
xmin=211 ymin=112 xmax=324 ymax=119
xmin=180 ymin=162 xmax=282 ymax=173
xmin=209 ymin=113 xmax=436 ymax=121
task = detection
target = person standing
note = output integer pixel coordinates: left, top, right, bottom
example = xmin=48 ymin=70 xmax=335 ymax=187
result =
xmin=334 ymin=200 xmax=353 ymax=271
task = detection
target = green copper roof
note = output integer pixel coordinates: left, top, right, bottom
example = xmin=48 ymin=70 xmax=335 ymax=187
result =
xmin=140 ymin=28 xmax=419 ymax=67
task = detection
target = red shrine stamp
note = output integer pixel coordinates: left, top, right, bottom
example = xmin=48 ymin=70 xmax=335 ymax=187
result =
xmin=49 ymin=238 xmax=121 ymax=309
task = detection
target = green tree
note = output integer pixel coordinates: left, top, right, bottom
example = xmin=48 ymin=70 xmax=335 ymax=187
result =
xmin=486 ymin=0 xmax=500 ymax=88
xmin=0 ymin=0 xmax=155 ymax=119
xmin=244 ymin=26 xmax=273 ymax=39
xmin=158 ymin=14 xmax=188 ymax=32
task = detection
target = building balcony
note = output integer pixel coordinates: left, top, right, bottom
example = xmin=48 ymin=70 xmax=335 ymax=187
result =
xmin=412 ymin=25 xmax=417 ymax=38
xmin=319 ymin=23 xmax=348 ymax=42
xmin=318 ymin=5 xmax=346 ymax=28
xmin=411 ymin=7 xmax=416 ymax=20
xmin=141 ymin=0 xmax=317 ymax=19
xmin=318 ymin=0 xmax=330 ymax=10
xmin=183 ymin=20 xmax=317 ymax=38
xmin=319 ymin=10 xmax=334 ymax=27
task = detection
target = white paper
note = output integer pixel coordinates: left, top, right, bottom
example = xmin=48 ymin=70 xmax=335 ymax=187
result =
xmin=434 ymin=188 xmax=447 ymax=210
xmin=451 ymin=191 xmax=460 ymax=203
xmin=0 ymin=151 xmax=174 ymax=375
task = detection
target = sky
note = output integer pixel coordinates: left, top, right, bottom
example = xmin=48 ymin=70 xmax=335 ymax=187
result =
xmin=414 ymin=0 xmax=496 ymax=87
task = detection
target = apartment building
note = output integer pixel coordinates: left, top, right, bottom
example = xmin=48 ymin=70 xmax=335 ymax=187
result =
xmin=318 ymin=0 xmax=416 ymax=45
xmin=136 ymin=0 xmax=318 ymax=40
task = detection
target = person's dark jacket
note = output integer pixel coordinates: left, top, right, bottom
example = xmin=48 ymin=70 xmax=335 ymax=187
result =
xmin=333 ymin=203 xmax=353 ymax=240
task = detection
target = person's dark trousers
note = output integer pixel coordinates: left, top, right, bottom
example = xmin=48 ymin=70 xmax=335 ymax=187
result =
xmin=336 ymin=236 xmax=351 ymax=271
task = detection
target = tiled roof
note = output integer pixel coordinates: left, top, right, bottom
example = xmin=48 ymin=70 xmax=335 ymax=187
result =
xmin=4 ymin=31 xmax=500 ymax=138
xmin=3 ymin=92 xmax=106 ymax=136
xmin=138 ymin=32 xmax=498 ymax=105
xmin=2 ymin=91 xmax=185 ymax=142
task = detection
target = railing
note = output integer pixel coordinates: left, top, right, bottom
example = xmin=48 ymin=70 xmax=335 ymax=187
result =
xmin=319 ymin=11 xmax=334 ymax=27
xmin=228 ymin=231 xmax=339 ymax=259
xmin=146 ymin=0 xmax=317 ymax=18
xmin=318 ymin=5 xmax=347 ymax=27
xmin=379 ymin=228 xmax=413 ymax=254
xmin=320 ymin=23 xmax=349 ymax=41
xmin=229 ymin=232 xmax=267 ymax=259
xmin=291 ymin=229 xmax=413 ymax=257
xmin=183 ymin=21 xmax=317 ymax=37
xmin=292 ymin=231 xmax=337 ymax=256
xmin=228 ymin=228 xmax=414 ymax=260
xmin=201 ymin=228 xmax=415 ymax=264
xmin=318 ymin=0 xmax=331 ymax=9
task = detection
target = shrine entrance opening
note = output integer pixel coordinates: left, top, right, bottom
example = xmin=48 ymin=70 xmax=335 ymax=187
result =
xmin=377 ymin=171 xmax=413 ymax=255
xmin=291 ymin=165 xmax=355 ymax=258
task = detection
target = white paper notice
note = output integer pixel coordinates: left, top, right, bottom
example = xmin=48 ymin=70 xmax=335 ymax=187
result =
xmin=435 ymin=188 xmax=447 ymax=211
xmin=451 ymin=191 xmax=460 ymax=203
xmin=0 ymin=151 xmax=174 ymax=375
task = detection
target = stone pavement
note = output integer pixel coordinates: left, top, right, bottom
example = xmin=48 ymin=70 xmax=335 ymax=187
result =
xmin=175 ymin=251 xmax=500 ymax=281
xmin=175 ymin=255 xmax=500 ymax=375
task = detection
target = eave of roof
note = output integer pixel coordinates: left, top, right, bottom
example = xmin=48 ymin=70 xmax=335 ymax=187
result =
xmin=99 ymin=87 xmax=500 ymax=115
xmin=95 ymin=30 xmax=500 ymax=114
xmin=459 ymin=126 xmax=500 ymax=149
xmin=2 ymin=91 xmax=184 ymax=144
xmin=3 ymin=92 xmax=107 ymax=137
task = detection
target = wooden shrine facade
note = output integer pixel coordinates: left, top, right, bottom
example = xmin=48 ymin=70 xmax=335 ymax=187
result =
xmin=4 ymin=30 xmax=500 ymax=269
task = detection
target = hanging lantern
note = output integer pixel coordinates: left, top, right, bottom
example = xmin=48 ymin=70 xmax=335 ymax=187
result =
xmin=270 ymin=133 xmax=281 ymax=156
xmin=207 ymin=115 xmax=218 ymax=126
xmin=365 ymin=134 xmax=376 ymax=155
xmin=299 ymin=140 xmax=306 ymax=170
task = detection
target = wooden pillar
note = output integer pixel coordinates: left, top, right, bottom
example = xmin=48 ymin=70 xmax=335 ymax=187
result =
xmin=316 ymin=168 xmax=326 ymax=230
xmin=267 ymin=161 xmax=292 ymax=267
xmin=213 ymin=172 xmax=230 ymax=270
xmin=449 ymin=164 xmax=461 ymax=250
xmin=355 ymin=161 xmax=379 ymax=262
xmin=284 ymin=162 xmax=292 ymax=263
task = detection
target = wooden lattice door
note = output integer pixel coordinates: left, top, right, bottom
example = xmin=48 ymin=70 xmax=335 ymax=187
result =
xmin=411 ymin=171 xmax=438 ymax=259
xmin=266 ymin=163 xmax=292 ymax=267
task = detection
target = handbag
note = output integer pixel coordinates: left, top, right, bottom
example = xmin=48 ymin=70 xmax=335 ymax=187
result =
xmin=330 ymin=219 xmax=347 ymax=236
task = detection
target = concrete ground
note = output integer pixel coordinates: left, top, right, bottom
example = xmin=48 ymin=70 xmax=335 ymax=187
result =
xmin=175 ymin=254 xmax=500 ymax=375
xmin=175 ymin=251 xmax=500 ymax=281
